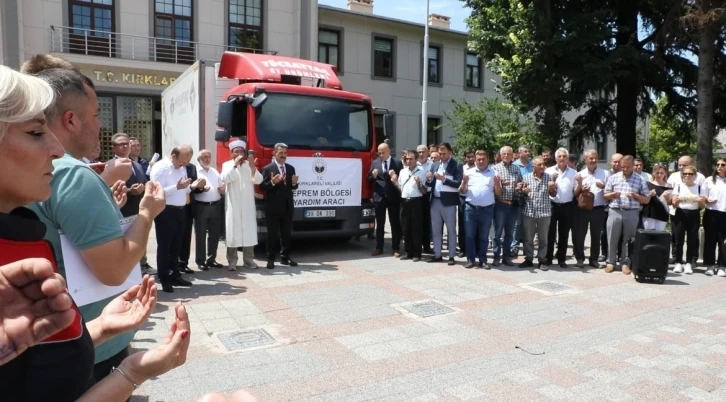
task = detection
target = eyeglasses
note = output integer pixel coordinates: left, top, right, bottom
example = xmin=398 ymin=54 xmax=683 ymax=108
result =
xmin=682 ymin=173 xmax=694 ymax=176
xmin=717 ymin=163 xmax=726 ymax=167
xmin=113 ymin=143 xmax=129 ymax=147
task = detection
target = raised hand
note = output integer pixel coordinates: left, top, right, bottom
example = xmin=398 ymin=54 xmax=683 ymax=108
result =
xmin=414 ymin=175 xmax=421 ymax=184
xmin=111 ymin=180 xmax=128 ymax=209
xmin=177 ymin=177 xmax=192 ymax=190
xmin=271 ymin=174 xmax=283 ymax=185
xmin=139 ymin=181 xmax=167 ymax=218
xmin=129 ymin=183 xmax=145 ymax=196
xmin=575 ymin=173 xmax=583 ymax=183
xmin=0 ymin=258 xmax=75 ymax=367
xmin=98 ymin=275 xmax=157 ymax=338
xmin=194 ymin=178 xmax=207 ymax=190
xmin=291 ymin=175 xmax=299 ymax=185
xmin=522 ymin=183 xmax=531 ymax=195
xmin=493 ymin=175 xmax=502 ymax=187
xmin=234 ymin=155 xmax=246 ymax=167
xmin=217 ymin=184 xmax=226 ymax=194
xmin=372 ymin=169 xmax=379 ymax=178
xmin=462 ymin=175 xmax=469 ymax=183
xmin=425 ymin=171 xmax=433 ymax=181
xmin=434 ymin=172 xmax=445 ymax=181
xmin=548 ymin=180 xmax=556 ymax=192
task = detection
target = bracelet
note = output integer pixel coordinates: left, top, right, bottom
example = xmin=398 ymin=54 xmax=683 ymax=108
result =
xmin=111 ymin=366 xmax=139 ymax=389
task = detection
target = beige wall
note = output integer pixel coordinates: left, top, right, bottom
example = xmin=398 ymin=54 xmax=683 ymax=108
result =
xmin=318 ymin=8 xmax=500 ymax=151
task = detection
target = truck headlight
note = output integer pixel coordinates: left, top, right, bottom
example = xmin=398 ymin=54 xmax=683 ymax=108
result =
xmin=362 ymin=208 xmax=374 ymax=217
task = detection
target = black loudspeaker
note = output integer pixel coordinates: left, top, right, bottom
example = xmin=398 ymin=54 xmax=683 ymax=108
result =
xmin=631 ymin=229 xmax=671 ymax=283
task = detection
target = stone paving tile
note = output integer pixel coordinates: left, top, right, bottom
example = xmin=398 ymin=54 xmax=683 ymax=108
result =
xmin=130 ymin=223 xmax=726 ymax=402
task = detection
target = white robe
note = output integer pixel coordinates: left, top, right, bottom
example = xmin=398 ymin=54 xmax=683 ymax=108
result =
xmin=220 ymin=160 xmax=263 ymax=247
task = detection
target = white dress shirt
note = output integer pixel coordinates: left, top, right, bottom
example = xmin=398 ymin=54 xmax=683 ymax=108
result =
xmin=195 ymin=165 xmax=222 ymax=203
xmin=667 ymin=171 xmax=706 ymax=215
xmin=705 ymin=175 xmax=726 ymax=212
xmin=545 ymin=165 xmax=577 ymax=203
xmin=150 ymin=158 xmax=191 ymax=207
xmin=578 ymin=167 xmax=610 ymax=207
xmin=673 ymin=183 xmax=703 ymax=210
xmin=463 ymin=165 xmax=496 ymax=207
xmin=398 ymin=165 xmax=427 ymax=198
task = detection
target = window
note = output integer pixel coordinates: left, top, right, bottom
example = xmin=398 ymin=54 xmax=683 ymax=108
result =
xmin=68 ymin=0 xmax=115 ymax=57
xmin=596 ymin=135 xmax=607 ymax=161
xmin=427 ymin=117 xmax=441 ymax=145
xmin=318 ymin=28 xmax=341 ymax=71
xmin=426 ymin=45 xmax=441 ymax=84
xmin=372 ymin=36 xmax=395 ymax=78
xmin=228 ymin=0 xmax=264 ymax=52
xmin=154 ymin=0 xmax=194 ymax=63
xmin=465 ymin=52 xmax=481 ymax=89
xmin=374 ymin=113 xmax=394 ymax=148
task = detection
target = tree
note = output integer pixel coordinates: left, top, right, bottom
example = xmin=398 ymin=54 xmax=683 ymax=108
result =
xmin=444 ymin=98 xmax=542 ymax=159
xmin=641 ymin=97 xmax=696 ymax=164
xmin=463 ymin=0 xmax=693 ymax=155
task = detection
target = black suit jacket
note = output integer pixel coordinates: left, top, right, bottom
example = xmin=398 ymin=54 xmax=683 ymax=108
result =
xmin=426 ymin=158 xmax=463 ymax=207
xmin=260 ymin=161 xmax=298 ymax=215
xmin=368 ymin=157 xmax=403 ymax=203
xmin=120 ymin=160 xmax=147 ymax=217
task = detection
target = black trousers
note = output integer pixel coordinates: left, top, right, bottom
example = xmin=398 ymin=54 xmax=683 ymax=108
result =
xmin=93 ymin=347 xmax=130 ymax=402
xmin=194 ymin=201 xmax=222 ymax=265
xmin=179 ymin=201 xmax=194 ymax=264
xmin=457 ymin=197 xmax=466 ymax=253
xmin=673 ymin=208 xmax=700 ymax=264
xmin=400 ymin=197 xmax=423 ymax=258
xmin=703 ymin=209 xmax=726 ymax=266
xmin=266 ymin=211 xmax=293 ymax=260
xmin=573 ymin=206 xmax=606 ymax=262
xmin=670 ymin=213 xmax=678 ymax=258
xmin=421 ymin=195 xmax=431 ymax=249
xmin=375 ymin=197 xmax=401 ymax=251
xmin=546 ymin=201 xmax=574 ymax=263
xmin=155 ymin=206 xmax=185 ymax=283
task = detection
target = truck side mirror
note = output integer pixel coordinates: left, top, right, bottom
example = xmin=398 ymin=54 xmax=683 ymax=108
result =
xmin=216 ymin=100 xmax=246 ymax=142
xmin=383 ymin=113 xmax=393 ymax=140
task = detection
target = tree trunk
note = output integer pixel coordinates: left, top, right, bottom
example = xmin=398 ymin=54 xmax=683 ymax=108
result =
xmin=614 ymin=3 xmax=639 ymax=156
xmin=696 ymin=23 xmax=715 ymax=175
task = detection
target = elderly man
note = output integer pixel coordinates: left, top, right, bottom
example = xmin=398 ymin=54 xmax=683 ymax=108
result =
xmin=573 ymin=150 xmax=610 ymax=268
xmin=260 ymin=143 xmax=298 ymax=269
xmin=459 ymin=150 xmax=499 ymax=269
xmin=492 ymin=146 xmax=523 ymax=266
xmin=151 ymin=145 xmax=201 ymax=292
xmin=600 ymin=153 xmax=623 ymax=262
xmin=221 ymin=140 xmax=263 ymax=270
xmin=544 ymin=148 xmax=577 ymax=267
xmin=394 ymin=149 xmax=428 ymax=261
xmin=512 ymin=145 xmax=533 ymax=256
xmin=519 ymin=157 xmax=556 ymax=270
xmin=667 ymin=155 xmax=706 ymax=262
xmin=417 ymin=144 xmax=434 ymax=253
xmin=193 ymin=149 xmax=224 ymax=271
xmin=603 ymin=155 xmax=651 ymax=274
xmin=369 ymin=143 xmax=403 ymax=257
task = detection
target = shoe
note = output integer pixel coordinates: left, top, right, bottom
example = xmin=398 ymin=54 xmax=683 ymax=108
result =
xmin=393 ymin=249 xmax=401 ymax=258
xmin=198 ymin=264 xmax=209 ymax=271
xmin=622 ymin=265 xmax=631 ymax=275
xmin=705 ymin=266 xmax=715 ymax=276
xmin=371 ymin=249 xmax=383 ymax=256
xmin=576 ymin=260 xmax=585 ymax=268
xmin=228 ymin=265 xmax=237 ymax=271
xmin=510 ymin=249 xmax=519 ymax=258
xmin=684 ymin=263 xmax=693 ymax=275
xmin=141 ymin=263 xmax=157 ymax=275
xmin=588 ymin=260 xmax=600 ymax=269
xmin=208 ymin=261 xmax=224 ymax=269
xmin=465 ymin=261 xmax=476 ymax=269
xmin=400 ymin=256 xmax=410 ymax=261
xmin=559 ymin=262 xmax=568 ymax=268
xmin=427 ymin=256 xmax=443 ymax=263
xmin=503 ymin=259 xmax=514 ymax=266
xmin=423 ymin=247 xmax=434 ymax=254
xmin=480 ymin=262 xmax=490 ymax=270
xmin=519 ymin=260 xmax=534 ymax=268
xmin=447 ymin=257 xmax=456 ymax=266
xmin=717 ymin=268 xmax=726 ymax=277
xmin=244 ymin=261 xmax=259 ymax=269
xmin=161 ymin=283 xmax=174 ymax=293
xmin=673 ymin=263 xmax=684 ymax=273
xmin=281 ymin=258 xmax=298 ymax=267
xmin=267 ymin=260 xmax=275 ymax=269
xmin=538 ymin=263 xmax=549 ymax=271
xmin=412 ymin=257 xmax=420 ymax=262
xmin=492 ymin=259 xmax=501 ymax=267
xmin=598 ymin=255 xmax=606 ymax=262
xmin=179 ymin=265 xmax=195 ymax=274
xmin=604 ymin=264 xmax=614 ymax=273
xmin=669 ymin=257 xmax=677 ymax=264
xmin=170 ymin=277 xmax=192 ymax=287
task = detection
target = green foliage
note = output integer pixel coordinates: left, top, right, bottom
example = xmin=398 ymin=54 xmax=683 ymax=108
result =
xmin=444 ymin=98 xmax=543 ymax=159
xmin=641 ymin=97 xmax=697 ymax=164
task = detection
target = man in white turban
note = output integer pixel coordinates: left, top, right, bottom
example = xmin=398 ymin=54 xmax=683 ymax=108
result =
xmin=220 ymin=140 xmax=263 ymax=270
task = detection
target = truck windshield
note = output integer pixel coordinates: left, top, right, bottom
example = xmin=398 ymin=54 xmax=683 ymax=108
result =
xmin=255 ymin=93 xmax=372 ymax=151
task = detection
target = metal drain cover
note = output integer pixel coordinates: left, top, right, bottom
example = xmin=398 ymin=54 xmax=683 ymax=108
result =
xmin=520 ymin=281 xmax=577 ymax=295
xmin=217 ymin=328 xmax=276 ymax=351
xmin=402 ymin=301 xmax=455 ymax=318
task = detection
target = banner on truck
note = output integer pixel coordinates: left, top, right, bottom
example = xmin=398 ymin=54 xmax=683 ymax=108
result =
xmin=286 ymin=157 xmax=361 ymax=207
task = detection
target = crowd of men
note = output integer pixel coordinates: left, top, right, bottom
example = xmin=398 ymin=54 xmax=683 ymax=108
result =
xmin=370 ymin=142 xmax=726 ymax=277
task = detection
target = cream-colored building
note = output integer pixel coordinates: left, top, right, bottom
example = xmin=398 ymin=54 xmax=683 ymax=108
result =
xmin=1 ymin=0 xmax=497 ymax=158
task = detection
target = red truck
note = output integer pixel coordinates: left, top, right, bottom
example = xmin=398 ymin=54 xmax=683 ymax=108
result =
xmin=213 ymin=51 xmax=392 ymax=241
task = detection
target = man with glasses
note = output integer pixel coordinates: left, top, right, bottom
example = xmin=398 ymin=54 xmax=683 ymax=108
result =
xmin=667 ymin=155 xmax=706 ymax=262
xmin=109 ymin=133 xmax=146 ymax=218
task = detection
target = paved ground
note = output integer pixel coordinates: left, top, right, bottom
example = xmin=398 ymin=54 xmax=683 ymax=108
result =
xmin=130 ymin=225 xmax=726 ymax=402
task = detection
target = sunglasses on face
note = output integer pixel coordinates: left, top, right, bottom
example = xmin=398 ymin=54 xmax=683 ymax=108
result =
xmin=717 ymin=163 xmax=726 ymax=167
xmin=682 ymin=173 xmax=694 ymax=176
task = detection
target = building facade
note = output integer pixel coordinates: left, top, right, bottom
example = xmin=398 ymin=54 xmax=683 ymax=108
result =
xmin=1 ymin=0 xmax=503 ymax=159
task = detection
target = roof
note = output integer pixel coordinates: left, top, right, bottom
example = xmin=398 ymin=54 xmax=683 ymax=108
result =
xmin=217 ymin=52 xmax=343 ymax=90
xmin=318 ymin=5 xmax=469 ymax=37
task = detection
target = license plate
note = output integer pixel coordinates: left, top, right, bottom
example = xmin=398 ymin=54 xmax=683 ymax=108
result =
xmin=305 ymin=209 xmax=335 ymax=218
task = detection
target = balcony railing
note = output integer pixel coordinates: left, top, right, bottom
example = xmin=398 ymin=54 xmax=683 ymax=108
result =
xmin=50 ymin=25 xmax=276 ymax=64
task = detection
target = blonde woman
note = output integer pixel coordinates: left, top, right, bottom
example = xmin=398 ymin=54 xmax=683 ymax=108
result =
xmin=671 ymin=165 xmax=706 ymax=274
xmin=641 ymin=163 xmax=670 ymax=231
